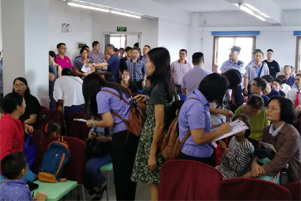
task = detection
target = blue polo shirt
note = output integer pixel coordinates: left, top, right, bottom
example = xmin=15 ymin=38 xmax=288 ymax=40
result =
xmin=178 ymin=89 xmax=213 ymax=158
xmin=266 ymin=88 xmax=280 ymax=98
xmin=286 ymin=76 xmax=295 ymax=87
xmin=107 ymin=54 xmax=120 ymax=82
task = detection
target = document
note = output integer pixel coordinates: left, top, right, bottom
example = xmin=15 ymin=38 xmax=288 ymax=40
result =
xmin=213 ymin=119 xmax=249 ymax=141
xmin=81 ymin=63 xmax=92 ymax=73
xmin=73 ymin=118 xmax=88 ymax=123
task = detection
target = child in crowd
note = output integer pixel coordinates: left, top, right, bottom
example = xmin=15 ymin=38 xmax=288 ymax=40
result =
xmin=0 ymin=152 xmax=33 ymax=201
xmin=216 ymin=114 xmax=255 ymax=179
xmin=42 ymin=121 xmax=60 ymax=138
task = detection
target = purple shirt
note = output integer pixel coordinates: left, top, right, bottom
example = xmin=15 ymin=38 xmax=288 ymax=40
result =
xmin=97 ymin=87 xmax=130 ymax=133
xmin=178 ymin=89 xmax=213 ymax=158
xmin=0 ymin=179 xmax=33 ymax=201
xmin=181 ymin=65 xmax=210 ymax=95
xmin=171 ymin=60 xmax=193 ymax=85
xmin=90 ymin=51 xmax=104 ymax=64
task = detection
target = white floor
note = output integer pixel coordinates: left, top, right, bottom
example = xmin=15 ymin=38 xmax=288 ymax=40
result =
xmin=64 ymin=171 xmax=151 ymax=201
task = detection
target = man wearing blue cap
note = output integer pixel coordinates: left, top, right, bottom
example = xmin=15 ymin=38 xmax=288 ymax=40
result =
xmin=221 ymin=46 xmax=244 ymax=74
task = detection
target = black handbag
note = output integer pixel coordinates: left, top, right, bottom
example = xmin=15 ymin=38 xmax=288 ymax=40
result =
xmin=85 ymin=139 xmax=111 ymax=158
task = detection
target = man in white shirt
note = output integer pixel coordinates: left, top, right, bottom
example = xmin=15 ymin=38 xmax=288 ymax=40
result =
xmin=53 ymin=68 xmax=85 ymax=133
xmin=171 ymin=49 xmax=193 ymax=93
xmin=286 ymin=73 xmax=301 ymax=115
xmin=181 ymin=52 xmax=210 ymax=95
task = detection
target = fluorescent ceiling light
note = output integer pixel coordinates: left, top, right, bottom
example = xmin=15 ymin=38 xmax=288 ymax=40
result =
xmin=239 ymin=4 xmax=266 ymax=21
xmin=68 ymin=2 xmax=109 ymax=12
xmin=244 ymin=3 xmax=271 ymax=18
xmin=110 ymin=10 xmax=141 ymax=19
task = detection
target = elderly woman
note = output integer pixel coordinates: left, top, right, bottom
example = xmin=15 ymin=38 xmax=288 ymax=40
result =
xmin=248 ymin=96 xmax=300 ymax=182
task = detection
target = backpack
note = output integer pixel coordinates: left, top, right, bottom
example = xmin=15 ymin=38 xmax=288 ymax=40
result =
xmin=157 ymin=98 xmax=198 ymax=160
xmin=101 ymin=89 xmax=146 ymax=136
xmin=38 ymin=137 xmax=70 ymax=183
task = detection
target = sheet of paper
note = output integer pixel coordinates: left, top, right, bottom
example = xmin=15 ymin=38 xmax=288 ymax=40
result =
xmin=73 ymin=118 xmax=88 ymax=123
xmin=81 ymin=63 xmax=92 ymax=73
xmin=213 ymin=119 xmax=249 ymax=141
xmin=35 ymin=192 xmax=48 ymax=201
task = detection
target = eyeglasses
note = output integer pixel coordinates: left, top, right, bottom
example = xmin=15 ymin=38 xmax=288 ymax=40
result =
xmin=13 ymin=84 xmax=25 ymax=88
xmin=60 ymin=48 xmax=67 ymax=50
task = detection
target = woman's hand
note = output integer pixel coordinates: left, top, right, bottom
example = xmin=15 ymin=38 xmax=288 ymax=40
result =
xmin=221 ymin=110 xmax=234 ymax=117
xmin=217 ymin=122 xmax=231 ymax=135
xmin=86 ymin=119 xmax=94 ymax=128
xmin=96 ymin=136 xmax=112 ymax=142
xmin=251 ymin=158 xmax=264 ymax=177
xmin=24 ymin=124 xmax=34 ymax=134
xmin=88 ymin=132 xmax=96 ymax=140
xmin=134 ymin=94 xmax=146 ymax=103
xmin=148 ymin=155 xmax=157 ymax=171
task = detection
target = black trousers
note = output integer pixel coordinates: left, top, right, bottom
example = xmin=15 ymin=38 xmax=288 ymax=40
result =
xmin=134 ymin=80 xmax=143 ymax=90
xmin=111 ymin=130 xmax=139 ymax=200
xmin=178 ymin=152 xmax=214 ymax=166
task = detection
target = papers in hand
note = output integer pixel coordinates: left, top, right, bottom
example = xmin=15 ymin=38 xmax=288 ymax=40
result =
xmin=213 ymin=119 xmax=249 ymax=141
xmin=73 ymin=118 xmax=88 ymax=123
xmin=81 ymin=63 xmax=92 ymax=73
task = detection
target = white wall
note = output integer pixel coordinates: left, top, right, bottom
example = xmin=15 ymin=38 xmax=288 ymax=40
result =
xmin=49 ymin=0 xmax=158 ymax=61
xmin=91 ymin=11 xmax=158 ymax=53
xmin=158 ymin=19 xmax=191 ymax=63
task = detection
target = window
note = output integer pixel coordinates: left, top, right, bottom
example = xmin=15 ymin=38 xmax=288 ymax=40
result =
xmin=296 ymin=36 xmax=301 ymax=73
xmin=213 ymin=36 xmax=256 ymax=72
xmin=109 ymin=35 xmax=126 ymax=49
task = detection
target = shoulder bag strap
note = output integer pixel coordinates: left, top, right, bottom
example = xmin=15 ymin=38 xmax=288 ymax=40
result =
xmin=258 ymin=62 xmax=264 ymax=77
xmin=101 ymin=89 xmax=131 ymax=105
xmin=101 ymin=89 xmax=130 ymax=124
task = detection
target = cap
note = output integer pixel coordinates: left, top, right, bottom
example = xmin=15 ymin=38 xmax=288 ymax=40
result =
xmin=230 ymin=46 xmax=241 ymax=52
xmin=267 ymin=49 xmax=274 ymax=53
xmin=253 ymin=49 xmax=263 ymax=54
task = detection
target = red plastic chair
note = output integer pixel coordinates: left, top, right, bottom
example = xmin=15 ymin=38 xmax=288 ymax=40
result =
xmin=69 ymin=112 xmax=91 ymax=141
xmin=158 ymin=160 xmax=222 ymax=200
xmin=219 ymin=178 xmax=292 ymax=200
xmin=285 ymin=182 xmax=301 ymax=200
xmin=38 ymin=107 xmax=66 ymax=135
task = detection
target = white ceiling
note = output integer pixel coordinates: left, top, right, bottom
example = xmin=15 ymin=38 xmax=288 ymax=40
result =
xmin=149 ymin=0 xmax=301 ymax=12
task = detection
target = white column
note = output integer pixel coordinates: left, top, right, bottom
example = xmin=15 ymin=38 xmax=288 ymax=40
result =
xmin=2 ymin=0 xmax=49 ymax=106
xmin=189 ymin=12 xmax=201 ymax=55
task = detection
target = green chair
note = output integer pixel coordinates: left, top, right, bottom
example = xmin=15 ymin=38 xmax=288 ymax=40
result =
xmin=99 ymin=162 xmax=113 ymax=201
xmin=32 ymin=180 xmax=77 ymax=201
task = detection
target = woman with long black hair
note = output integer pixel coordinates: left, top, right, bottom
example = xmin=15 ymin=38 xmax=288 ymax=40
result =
xmin=131 ymin=47 xmax=175 ymax=201
xmin=83 ymin=73 xmax=139 ymax=200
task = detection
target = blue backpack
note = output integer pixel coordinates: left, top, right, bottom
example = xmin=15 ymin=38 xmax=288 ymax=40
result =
xmin=38 ymin=137 xmax=70 ymax=182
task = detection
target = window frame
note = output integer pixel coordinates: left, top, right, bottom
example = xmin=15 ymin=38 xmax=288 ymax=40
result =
xmin=212 ymin=35 xmax=256 ymax=72
xmin=295 ymin=36 xmax=301 ymax=74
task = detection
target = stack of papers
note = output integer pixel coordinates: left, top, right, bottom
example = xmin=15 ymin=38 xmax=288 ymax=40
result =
xmin=213 ymin=119 xmax=249 ymax=141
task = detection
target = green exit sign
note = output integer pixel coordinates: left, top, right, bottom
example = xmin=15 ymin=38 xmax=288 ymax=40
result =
xmin=117 ymin=27 xmax=127 ymax=32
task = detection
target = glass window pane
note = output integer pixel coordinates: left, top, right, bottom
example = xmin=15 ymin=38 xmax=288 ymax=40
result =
xmin=110 ymin=37 xmax=121 ymax=49
xmin=235 ymin=37 xmax=254 ymax=70
xmin=216 ymin=37 xmax=235 ymax=67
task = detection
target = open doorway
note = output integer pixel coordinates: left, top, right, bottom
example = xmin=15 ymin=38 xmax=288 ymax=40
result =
xmin=103 ymin=32 xmax=141 ymax=50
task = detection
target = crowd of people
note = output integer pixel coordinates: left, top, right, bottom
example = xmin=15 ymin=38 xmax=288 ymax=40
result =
xmin=0 ymin=41 xmax=300 ymax=201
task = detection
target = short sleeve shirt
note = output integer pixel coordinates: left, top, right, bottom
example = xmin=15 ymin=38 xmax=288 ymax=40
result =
xmin=244 ymin=62 xmax=270 ymax=83
xmin=263 ymin=60 xmax=280 ymax=78
xmin=149 ymin=83 xmax=165 ymax=105
xmin=220 ymin=59 xmax=245 ymax=74
xmin=55 ymin=55 xmax=72 ymax=69
xmin=97 ymin=87 xmax=131 ymax=133
xmin=107 ymin=54 xmax=120 ymax=82
xmin=178 ymin=89 xmax=213 ymax=158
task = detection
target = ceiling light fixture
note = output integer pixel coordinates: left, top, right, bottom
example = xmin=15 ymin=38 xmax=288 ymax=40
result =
xmin=68 ymin=2 xmax=109 ymax=12
xmin=233 ymin=3 xmax=266 ymax=22
xmin=244 ymin=3 xmax=271 ymax=18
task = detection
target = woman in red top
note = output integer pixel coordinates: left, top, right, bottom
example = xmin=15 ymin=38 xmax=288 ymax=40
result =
xmin=0 ymin=92 xmax=35 ymax=181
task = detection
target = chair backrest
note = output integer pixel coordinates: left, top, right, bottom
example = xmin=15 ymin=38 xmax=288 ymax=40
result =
xmin=158 ymin=160 xmax=222 ymax=200
xmin=285 ymin=182 xmax=301 ymax=200
xmin=69 ymin=112 xmax=91 ymax=141
xmin=219 ymin=178 xmax=292 ymax=200
xmin=38 ymin=108 xmax=66 ymax=135
xmin=61 ymin=136 xmax=86 ymax=184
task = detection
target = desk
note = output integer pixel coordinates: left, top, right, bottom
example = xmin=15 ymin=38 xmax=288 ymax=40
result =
xmin=33 ymin=180 xmax=77 ymax=201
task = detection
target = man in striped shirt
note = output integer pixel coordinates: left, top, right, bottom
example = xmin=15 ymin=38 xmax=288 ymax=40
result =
xmin=125 ymin=48 xmax=146 ymax=90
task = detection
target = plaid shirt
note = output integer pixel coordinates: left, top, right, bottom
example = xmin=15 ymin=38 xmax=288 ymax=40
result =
xmin=125 ymin=59 xmax=146 ymax=81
